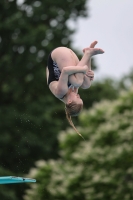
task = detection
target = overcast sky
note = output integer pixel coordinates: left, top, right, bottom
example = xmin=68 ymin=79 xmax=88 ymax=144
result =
xmin=72 ymin=0 xmax=133 ymax=80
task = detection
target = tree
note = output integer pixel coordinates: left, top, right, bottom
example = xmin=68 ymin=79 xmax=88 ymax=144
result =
xmin=0 ymin=0 xmax=123 ymax=199
xmin=0 ymin=0 xmax=88 ymax=170
xmin=118 ymin=68 xmax=133 ymax=90
xmin=24 ymin=87 xmax=133 ymax=200
xmin=79 ymin=77 xmax=119 ymax=108
xmin=0 ymin=0 xmax=89 ymax=199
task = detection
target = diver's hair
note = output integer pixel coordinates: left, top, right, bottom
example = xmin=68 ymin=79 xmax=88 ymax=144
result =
xmin=65 ymin=102 xmax=84 ymax=139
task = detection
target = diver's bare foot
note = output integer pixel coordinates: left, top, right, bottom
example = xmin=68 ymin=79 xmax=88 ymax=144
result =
xmin=90 ymin=41 xmax=98 ymax=48
xmin=83 ymin=41 xmax=104 ymax=56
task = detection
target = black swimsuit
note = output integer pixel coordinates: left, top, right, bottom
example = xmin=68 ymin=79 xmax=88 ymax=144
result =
xmin=47 ymin=52 xmax=71 ymax=87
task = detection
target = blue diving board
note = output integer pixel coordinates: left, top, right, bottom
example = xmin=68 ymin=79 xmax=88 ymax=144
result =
xmin=0 ymin=176 xmax=36 ymax=184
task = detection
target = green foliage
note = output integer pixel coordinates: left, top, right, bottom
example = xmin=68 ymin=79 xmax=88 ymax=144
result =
xmin=24 ymin=87 xmax=133 ymax=200
xmin=0 ymin=0 xmax=89 ymax=199
xmin=0 ymin=0 xmax=88 ymax=172
xmin=80 ymin=77 xmax=119 ymax=109
xmin=0 ymin=0 xmax=124 ymax=199
xmin=118 ymin=68 xmax=133 ymax=90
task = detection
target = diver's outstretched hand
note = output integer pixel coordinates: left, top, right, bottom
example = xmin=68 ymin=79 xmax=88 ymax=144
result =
xmin=83 ymin=41 xmax=104 ymax=56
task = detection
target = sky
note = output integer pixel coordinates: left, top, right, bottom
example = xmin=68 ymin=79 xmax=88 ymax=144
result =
xmin=72 ymin=0 xmax=133 ymax=80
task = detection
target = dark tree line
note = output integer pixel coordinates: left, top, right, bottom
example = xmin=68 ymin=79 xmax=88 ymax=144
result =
xmin=0 ymin=0 xmax=121 ymax=199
